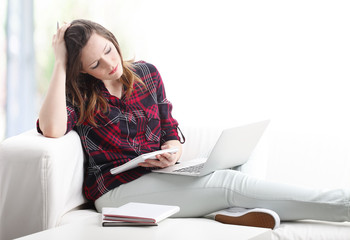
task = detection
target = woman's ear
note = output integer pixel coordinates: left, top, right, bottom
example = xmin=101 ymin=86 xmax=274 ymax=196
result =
xmin=80 ymin=69 xmax=87 ymax=74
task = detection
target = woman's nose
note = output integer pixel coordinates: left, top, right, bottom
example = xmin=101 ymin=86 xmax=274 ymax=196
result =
xmin=100 ymin=57 xmax=113 ymax=69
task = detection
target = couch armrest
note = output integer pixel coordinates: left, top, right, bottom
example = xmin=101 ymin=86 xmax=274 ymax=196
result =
xmin=0 ymin=129 xmax=86 ymax=240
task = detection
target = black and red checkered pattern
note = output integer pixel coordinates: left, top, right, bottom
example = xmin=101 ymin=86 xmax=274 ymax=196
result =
xmin=37 ymin=62 xmax=181 ymax=201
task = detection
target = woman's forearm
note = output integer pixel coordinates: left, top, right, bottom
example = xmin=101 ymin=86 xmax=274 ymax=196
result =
xmin=38 ymin=61 xmax=68 ymax=138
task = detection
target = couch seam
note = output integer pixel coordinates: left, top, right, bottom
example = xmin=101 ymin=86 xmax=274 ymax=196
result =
xmin=41 ymin=152 xmax=49 ymax=230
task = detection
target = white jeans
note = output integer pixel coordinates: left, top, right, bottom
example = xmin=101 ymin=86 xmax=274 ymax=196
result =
xmin=95 ymin=170 xmax=350 ymax=221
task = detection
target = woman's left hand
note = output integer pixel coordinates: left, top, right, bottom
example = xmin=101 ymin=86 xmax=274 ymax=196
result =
xmin=138 ymin=140 xmax=182 ymax=169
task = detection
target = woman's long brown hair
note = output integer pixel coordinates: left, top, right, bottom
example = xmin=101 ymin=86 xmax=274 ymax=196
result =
xmin=64 ymin=19 xmax=143 ymax=126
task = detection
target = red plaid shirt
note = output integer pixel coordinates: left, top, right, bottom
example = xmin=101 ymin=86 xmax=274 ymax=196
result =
xmin=37 ymin=62 xmax=182 ymax=201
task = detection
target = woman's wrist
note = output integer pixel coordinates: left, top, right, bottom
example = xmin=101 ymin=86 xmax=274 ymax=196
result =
xmin=54 ymin=59 xmax=67 ymax=72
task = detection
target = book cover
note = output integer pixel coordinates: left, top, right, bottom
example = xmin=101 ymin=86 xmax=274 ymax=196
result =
xmin=110 ymin=148 xmax=178 ymax=175
xmin=102 ymin=202 xmax=180 ymax=227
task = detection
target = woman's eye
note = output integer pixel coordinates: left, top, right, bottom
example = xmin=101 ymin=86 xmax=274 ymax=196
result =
xmin=92 ymin=62 xmax=99 ymax=69
xmin=90 ymin=46 xmax=111 ymax=69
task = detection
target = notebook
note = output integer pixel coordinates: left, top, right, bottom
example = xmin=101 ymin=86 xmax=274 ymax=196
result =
xmin=152 ymin=120 xmax=270 ymax=177
xmin=102 ymin=202 xmax=180 ymax=226
xmin=110 ymin=148 xmax=179 ymax=175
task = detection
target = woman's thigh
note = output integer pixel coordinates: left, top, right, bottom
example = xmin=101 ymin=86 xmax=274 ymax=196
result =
xmin=95 ymin=170 xmax=350 ymax=221
xmin=95 ymin=171 xmax=232 ymax=217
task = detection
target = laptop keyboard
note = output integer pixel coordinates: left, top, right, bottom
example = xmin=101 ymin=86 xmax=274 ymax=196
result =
xmin=173 ymin=163 xmax=205 ymax=174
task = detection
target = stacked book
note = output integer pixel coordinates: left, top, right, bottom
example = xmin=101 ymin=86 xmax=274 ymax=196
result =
xmin=102 ymin=202 xmax=180 ymax=226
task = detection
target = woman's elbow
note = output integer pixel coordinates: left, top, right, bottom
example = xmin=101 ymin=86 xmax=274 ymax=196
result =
xmin=40 ymin=124 xmax=66 ymax=138
xmin=43 ymin=131 xmax=65 ymax=138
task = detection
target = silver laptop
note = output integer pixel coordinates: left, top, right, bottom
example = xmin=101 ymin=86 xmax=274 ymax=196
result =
xmin=152 ymin=120 xmax=270 ymax=177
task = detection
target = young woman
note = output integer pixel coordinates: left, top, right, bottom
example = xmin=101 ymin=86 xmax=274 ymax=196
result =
xmin=38 ymin=19 xmax=349 ymax=229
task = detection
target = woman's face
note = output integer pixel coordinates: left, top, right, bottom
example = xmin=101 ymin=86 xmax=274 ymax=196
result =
xmin=80 ymin=33 xmax=123 ymax=81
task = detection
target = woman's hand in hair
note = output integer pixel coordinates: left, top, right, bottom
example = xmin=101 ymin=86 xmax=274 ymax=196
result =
xmin=38 ymin=22 xmax=71 ymax=138
xmin=52 ymin=22 xmax=70 ymax=68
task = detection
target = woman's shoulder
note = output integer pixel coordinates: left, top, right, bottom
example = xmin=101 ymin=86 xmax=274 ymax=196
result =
xmin=130 ymin=61 xmax=162 ymax=94
xmin=131 ymin=61 xmax=159 ymax=76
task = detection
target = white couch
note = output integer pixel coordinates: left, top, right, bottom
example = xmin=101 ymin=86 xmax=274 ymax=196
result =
xmin=1 ymin=127 xmax=350 ymax=240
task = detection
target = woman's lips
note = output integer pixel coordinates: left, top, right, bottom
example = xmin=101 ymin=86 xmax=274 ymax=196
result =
xmin=109 ymin=65 xmax=118 ymax=75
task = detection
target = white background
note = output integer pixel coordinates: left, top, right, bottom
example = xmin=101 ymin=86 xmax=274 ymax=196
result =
xmin=33 ymin=0 xmax=350 ymax=188
xmin=104 ymin=0 xmax=350 ymax=188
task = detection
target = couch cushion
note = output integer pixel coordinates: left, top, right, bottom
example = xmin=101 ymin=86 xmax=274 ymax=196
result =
xmin=60 ymin=210 xmax=350 ymax=240
xmin=272 ymin=221 xmax=350 ymax=240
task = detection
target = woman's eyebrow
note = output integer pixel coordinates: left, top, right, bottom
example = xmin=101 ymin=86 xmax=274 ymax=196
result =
xmin=88 ymin=43 xmax=108 ymax=67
